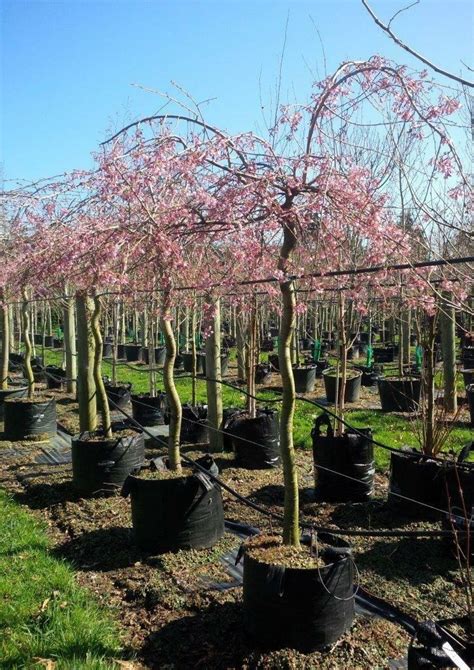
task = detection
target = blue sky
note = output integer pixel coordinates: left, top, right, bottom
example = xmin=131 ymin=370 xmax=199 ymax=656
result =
xmin=1 ymin=0 xmax=472 ymax=184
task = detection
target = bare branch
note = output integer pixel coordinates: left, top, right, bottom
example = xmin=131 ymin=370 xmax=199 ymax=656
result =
xmin=361 ymin=0 xmax=474 ymax=88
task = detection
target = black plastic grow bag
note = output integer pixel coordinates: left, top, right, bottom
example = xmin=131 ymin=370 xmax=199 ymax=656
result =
xmin=72 ymin=423 xmax=145 ymax=496
xmin=104 ymin=381 xmax=132 ymax=409
xmin=461 ymin=369 xmax=474 ymax=388
xmin=3 ymin=396 xmax=57 ymax=440
xmin=378 ymin=377 xmax=421 ymax=412
xmin=242 ymin=534 xmax=355 ymax=652
xmin=141 ymin=347 xmax=166 ymax=366
xmin=0 ymin=383 xmax=28 ymax=420
xmin=293 ymin=365 xmax=317 ymax=393
xmin=312 ymin=413 xmax=374 ymax=502
xmin=122 ymin=465 xmax=225 ymax=553
xmin=45 ymin=365 xmax=67 ymax=389
xmin=125 ymin=344 xmax=142 ymax=362
xmin=131 ymin=393 xmax=166 ymax=427
xmin=255 ymin=364 xmax=272 ymax=385
xmin=182 ymin=352 xmax=205 ymax=374
xmin=201 ymin=353 xmax=229 ymax=377
xmin=322 ymin=370 xmax=362 ymax=403
xmin=166 ymin=404 xmax=209 ymax=444
xmin=102 ymin=342 xmax=113 ymax=358
xmin=228 ymin=408 xmax=280 ymax=469
xmin=389 ymin=447 xmax=474 ymax=519
xmin=373 ymin=346 xmax=394 ymax=363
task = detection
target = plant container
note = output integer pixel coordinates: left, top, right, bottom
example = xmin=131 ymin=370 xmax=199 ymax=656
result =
xmin=0 ymin=382 xmax=28 ymax=420
xmin=121 ymin=462 xmax=224 ymax=553
xmin=461 ymin=369 xmax=474 ymax=388
xmin=182 ymin=352 xmax=205 ymax=375
xmin=255 ymin=364 xmax=273 ymax=385
xmin=243 ymin=534 xmax=355 ymax=652
xmin=104 ymin=381 xmax=132 ymax=410
xmin=227 ymin=408 xmax=280 ymax=469
xmin=72 ymin=423 xmax=144 ymax=496
xmin=322 ymin=369 xmax=362 ymax=403
xmin=131 ymin=392 xmax=166 ymax=427
xmin=293 ymin=365 xmax=317 ymax=393
xmin=378 ymin=376 xmax=421 ymax=412
xmin=467 ymin=384 xmax=474 ymax=426
xmin=3 ymin=396 xmax=57 ymax=440
xmin=125 ymin=344 xmax=143 ymax=362
xmin=45 ymin=365 xmax=67 ymax=389
xmin=312 ymin=413 xmax=374 ymax=501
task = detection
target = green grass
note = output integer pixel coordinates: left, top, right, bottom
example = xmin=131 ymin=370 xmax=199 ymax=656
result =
xmin=0 ymin=490 xmax=125 ymax=669
xmin=43 ymin=348 xmax=473 ymax=472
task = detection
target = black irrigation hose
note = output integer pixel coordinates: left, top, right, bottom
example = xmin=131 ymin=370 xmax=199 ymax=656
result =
xmin=104 ymin=393 xmax=471 ymax=539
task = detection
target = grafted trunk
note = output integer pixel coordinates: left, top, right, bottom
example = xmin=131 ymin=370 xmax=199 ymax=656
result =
xmin=205 ymin=296 xmax=223 ymax=452
xmin=161 ymin=294 xmax=182 ymax=472
xmin=76 ymin=293 xmax=97 ymax=433
xmin=278 ymin=210 xmax=300 ymax=548
xmin=92 ymin=294 xmax=112 ymax=438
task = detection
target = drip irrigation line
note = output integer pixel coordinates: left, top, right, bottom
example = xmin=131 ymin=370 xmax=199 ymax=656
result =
xmin=4 ymin=255 xmax=474 ymax=305
xmin=103 ymin=393 xmax=472 ymax=538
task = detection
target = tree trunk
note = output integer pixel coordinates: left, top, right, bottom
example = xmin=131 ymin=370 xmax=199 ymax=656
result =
xmin=1 ymin=294 xmax=9 ymax=391
xmin=278 ymin=211 xmax=300 ymax=548
xmin=236 ymin=308 xmax=247 ymax=382
xmin=92 ymin=294 xmax=112 ymax=437
xmin=205 ymin=296 xmax=223 ymax=452
xmin=440 ymin=293 xmax=457 ymax=413
xmin=22 ymin=289 xmax=35 ymax=399
xmin=63 ymin=291 xmax=77 ymax=395
xmin=161 ymin=296 xmax=182 ymax=473
xmin=76 ymin=293 xmax=97 ymax=433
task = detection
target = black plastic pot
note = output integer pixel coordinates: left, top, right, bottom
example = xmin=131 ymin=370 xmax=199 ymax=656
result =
xmin=378 ymin=377 xmax=421 ymax=412
xmin=201 ymin=353 xmax=229 ymax=377
xmin=467 ymin=384 xmax=474 ymax=426
xmin=3 ymin=396 xmax=57 ymax=440
xmin=461 ymin=346 xmax=474 ymax=367
xmin=315 ymin=359 xmax=329 ymax=377
xmin=389 ymin=448 xmax=474 ymax=519
xmin=322 ymin=369 xmax=362 ymax=403
xmin=312 ymin=413 xmax=374 ymax=502
xmin=43 ymin=335 xmax=54 ymax=348
xmin=255 ymin=364 xmax=273 ymax=385
xmin=293 ymin=365 xmax=317 ymax=393
xmin=104 ymin=381 xmax=132 ymax=409
xmin=125 ymin=344 xmax=143 ymax=362
xmin=102 ymin=342 xmax=113 ymax=358
xmin=72 ymin=424 xmax=145 ymax=496
xmin=174 ymin=353 xmax=184 ymax=370
xmin=0 ymin=383 xmax=28 ymax=420
xmin=461 ymin=369 xmax=474 ymax=388
xmin=53 ymin=338 xmax=63 ymax=349
xmin=268 ymin=354 xmax=279 ymax=371
xmin=261 ymin=339 xmax=274 ymax=352
xmin=45 ymin=365 xmax=67 ymax=389
xmin=29 ymin=363 xmax=47 ymax=384
xmin=141 ymin=347 xmax=166 ymax=366
xmin=117 ymin=344 xmax=126 ymax=359
xmin=121 ymin=465 xmax=224 ymax=553
xmin=373 ymin=346 xmax=394 ymax=363
xmin=131 ymin=393 xmax=166 ymax=427
xmin=182 ymin=352 xmax=205 ymax=375
xmin=228 ymin=408 xmax=280 ymax=469
xmin=166 ymin=404 xmax=209 ymax=444
xmin=353 ymin=364 xmax=382 ymax=387
xmin=221 ymin=407 xmax=242 ymax=452
xmin=243 ymin=534 xmax=355 ymax=652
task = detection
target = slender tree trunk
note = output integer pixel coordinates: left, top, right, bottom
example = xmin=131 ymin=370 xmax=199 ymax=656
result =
xmin=205 ymin=296 xmax=223 ymax=452
xmin=246 ymin=299 xmax=257 ymax=418
xmin=76 ymin=293 xmax=97 ymax=433
xmin=1 ymin=294 xmax=9 ymax=391
xmin=236 ymin=308 xmax=247 ymax=382
xmin=63 ymin=290 xmax=77 ymax=395
xmin=22 ymin=289 xmax=35 ymax=399
xmin=161 ymin=293 xmax=182 ymax=472
xmin=278 ymin=212 xmax=300 ymax=548
xmin=338 ymin=293 xmax=347 ymax=433
xmin=92 ymin=294 xmax=112 ymax=437
xmin=191 ymin=306 xmax=197 ymax=406
xmin=423 ymin=316 xmax=436 ymax=455
xmin=440 ymin=293 xmax=457 ymax=413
